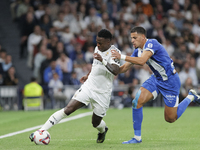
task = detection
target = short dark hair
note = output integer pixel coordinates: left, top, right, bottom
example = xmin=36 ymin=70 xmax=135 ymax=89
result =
xmin=130 ymin=26 xmax=146 ymax=36
xmin=97 ymin=29 xmax=112 ymax=40
xmin=31 ymin=77 xmax=36 ymax=82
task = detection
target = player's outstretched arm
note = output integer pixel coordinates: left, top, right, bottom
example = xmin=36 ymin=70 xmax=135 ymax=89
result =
xmin=119 ymin=62 xmax=133 ymax=73
xmin=112 ymin=50 xmax=152 ymax=66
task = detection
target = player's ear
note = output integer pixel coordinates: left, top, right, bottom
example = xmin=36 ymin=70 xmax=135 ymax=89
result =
xmin=142 ymin=34 xmax=145 ymax=40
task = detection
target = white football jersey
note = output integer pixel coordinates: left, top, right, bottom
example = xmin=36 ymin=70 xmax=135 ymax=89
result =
xmin=83 ymin=45 xmax=121 ymax=93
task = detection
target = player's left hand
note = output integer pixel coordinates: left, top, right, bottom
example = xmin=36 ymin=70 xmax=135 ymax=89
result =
xmin=111 ymin=50 xmax=120 ymax=59
xmin=93 ymin=53 xmax=103 ymax=62
xmin=80 ymin=75 xmax=88 ymax=83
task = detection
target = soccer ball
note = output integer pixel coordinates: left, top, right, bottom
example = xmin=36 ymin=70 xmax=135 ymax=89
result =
xmin=33 ymin=130 xmax=51 ymax=145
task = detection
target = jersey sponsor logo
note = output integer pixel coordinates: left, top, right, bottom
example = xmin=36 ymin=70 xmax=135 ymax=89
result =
xmin=147 ymin=43 xmax=153 ymax=48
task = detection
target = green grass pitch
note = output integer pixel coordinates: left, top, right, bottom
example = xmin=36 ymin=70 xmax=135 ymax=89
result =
xmin=0 ymin=107 xmax=199 ymax=150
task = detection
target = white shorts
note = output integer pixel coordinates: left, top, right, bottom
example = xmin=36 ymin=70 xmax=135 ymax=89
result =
xmin=72 ymin=85 xmax=111 ymax=117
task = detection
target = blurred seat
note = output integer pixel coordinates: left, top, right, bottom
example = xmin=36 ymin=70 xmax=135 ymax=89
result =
xmin=23 ymin=96 xmax=43 ymax=111
xmin=0 ymin=86 xmax=18 ymax=110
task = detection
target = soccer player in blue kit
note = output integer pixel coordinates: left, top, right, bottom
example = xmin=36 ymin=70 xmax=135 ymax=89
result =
xmin=112 ymin=26 xmax=200 ymax=144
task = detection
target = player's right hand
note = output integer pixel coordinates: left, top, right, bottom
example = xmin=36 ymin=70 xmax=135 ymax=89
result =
xmin=93 ymin=53 xmax=103 ymax=62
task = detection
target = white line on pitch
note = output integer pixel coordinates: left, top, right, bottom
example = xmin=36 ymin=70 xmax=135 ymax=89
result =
xmin=0 ymin=111 xmax=92 ymax=139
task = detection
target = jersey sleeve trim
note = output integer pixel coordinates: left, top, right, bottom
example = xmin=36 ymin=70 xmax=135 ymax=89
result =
xmin=144 ymin=48 xmax=154 ymax=55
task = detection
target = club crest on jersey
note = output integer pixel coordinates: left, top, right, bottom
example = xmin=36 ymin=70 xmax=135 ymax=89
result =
xmin=106 ymin=52 xmax=109 ymax=56
xmin=147 ymin=43 xmax=153 ymax=48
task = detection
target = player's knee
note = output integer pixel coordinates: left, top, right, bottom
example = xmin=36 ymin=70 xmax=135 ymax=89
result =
xmin=92 ymin=120 xmax=99 ymax=128
xmin=132 ymin=90 xmax=141 ymax=109
xmin=64 ymin=106 xmax=73 ymax=116
xmin=165 ymin=116 xmax=176 ymax=123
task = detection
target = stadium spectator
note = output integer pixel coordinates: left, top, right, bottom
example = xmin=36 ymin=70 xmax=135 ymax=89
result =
xmin=84 ymin=7 xmax=103 ymax=27
xmin=19 ymin=11 xmax=36 ymax=58
xmin=171 ymin=42 xmax=187 ymax=71
xmin=43 ymin=60 xmax=63 ymax=84
xmin=146 ymin=19 xmax=162 ymax=39
xmin=136 ymin=0 xmax=153 ymax=17
xmin=69 ymin=13 xmax=87 ymax=35
xmin=137 ymin=64 xmax=152 ymax=85
xmin=73 ymin=52 xmax=86 ymax=70
xmin=76 ymin=28 xmax=88 ymax=47
xmin=118 ymin=69 xmax=135 ymax=85
xmin=56 ymin=52 xmax=73 ymax=85
xmin=39 ymin=14 xmax=53 ymax=38
xmin=16 ymin=0 xmax=31 ymax=21
xmin=179 ymin=61 xmax=198 ymax=87
xmin=27 ymin=25 xmax=43 ymax=68
xmin=107 ymin=0 xmax=121 ymax=23
xmin=3 ymin=66 xmax=18 ymax=86
xmin=137 ymin=14 xmax=152 ymax=31
xmin=47 ymin=0 xmax=60 ymax=21
xmin=47 ymin=34 xmax=59 ymax=53
xmin=40 ymin=50 xmax=53 ymax=84
xmin=84 ymin=44 xmax=94 ymax=64
xmin=61 ymin=1 xmax=74 ymax=23
xmin=188 ymin=34 xmax=200 ymax=57
xmin=163 ymin=38 xmax=175 ymax=57
xmin=167 ymin=2 xmax=181 ymax=23
xmin=48 ymin=72 xmax=67 ymax=108
xmin=33 ymin=45 xmax=47 ymax=79
xmin=34 ymin=4 xmax=45 ymax=21
xmin=52 ymin=41 xmax=65 ymax=60
xmin=52 ymin=11 xmax=68 ymax=35
xmin=182 ymin=0 xmax=192 ymax=22
xmin=60 ymin=26 xmax=75 ymax=44
xmin=180 ymin=77 xmax=194 ymax=101
xmin=68 ymin=71 xmax=80 ymax=86
xmin=82 ymin=33 xmax=96 ymax=53
xmin=2 ymin=55 xmax=13 ymax=72
xmin=0 ymin=50 xmax=7 ymax=63
xmin=68 ymin=42 xmax=82 ymax=62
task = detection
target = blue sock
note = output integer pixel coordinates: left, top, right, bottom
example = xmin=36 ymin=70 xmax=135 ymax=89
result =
xmin=177 ymin=97 xmax=191 ymax=119
xmin=132 ymin=107 xmax=143 ymax=136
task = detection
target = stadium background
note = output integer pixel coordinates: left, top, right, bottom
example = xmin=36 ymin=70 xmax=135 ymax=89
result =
xmin=0 ymin=0 xmax=200 ymax=111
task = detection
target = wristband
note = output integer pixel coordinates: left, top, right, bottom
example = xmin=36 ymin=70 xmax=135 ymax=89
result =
xmin=102 ymin=59 xmax=108 ymax=66
xmin=121 ymin=54 xmax=126 ymax=60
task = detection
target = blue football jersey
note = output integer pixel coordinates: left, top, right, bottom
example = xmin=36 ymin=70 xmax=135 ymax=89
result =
xmin=131 ymin=39 xmax=175 ymax=81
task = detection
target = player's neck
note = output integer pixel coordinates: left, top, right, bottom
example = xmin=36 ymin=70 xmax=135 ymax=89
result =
xmin=140 ymin=38 xmax=147 ymax=49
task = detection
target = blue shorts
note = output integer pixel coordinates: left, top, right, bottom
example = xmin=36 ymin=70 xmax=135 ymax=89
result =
xmin=141 ymin=73 xmax=181 ymax=107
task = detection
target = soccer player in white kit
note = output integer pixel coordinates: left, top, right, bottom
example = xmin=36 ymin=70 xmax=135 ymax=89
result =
xmin=29 ymin=29 xmax=121 ymax=143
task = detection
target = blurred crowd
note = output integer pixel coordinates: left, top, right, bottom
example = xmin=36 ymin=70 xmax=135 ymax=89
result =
xmin=1 ymin=0 xmax=199 ymax=103
xmin=0 ymin=45 xmax=18 ymax=86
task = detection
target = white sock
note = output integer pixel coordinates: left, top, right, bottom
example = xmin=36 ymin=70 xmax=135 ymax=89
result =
xmin=134 ymin=135 xmax=141 ymax=141
xmin=40 ymin=108 xmax=66 ymax=130
xmin=187 ymin=95 xmax=194 ymax=101
xmin=96 ymin=120 xmax=106 ymax=133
